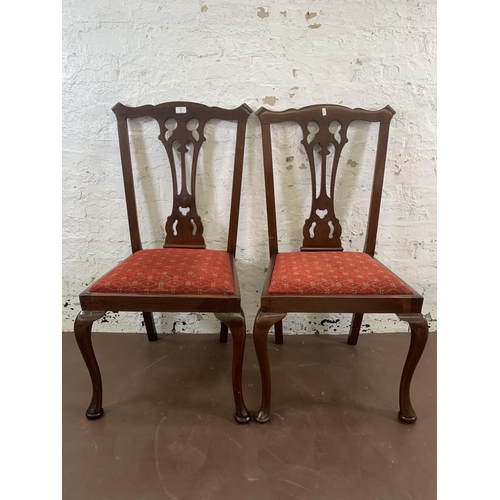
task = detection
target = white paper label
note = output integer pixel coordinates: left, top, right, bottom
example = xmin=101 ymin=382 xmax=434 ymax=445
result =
xmin=175 ymin=106 xmax=187 ymax=114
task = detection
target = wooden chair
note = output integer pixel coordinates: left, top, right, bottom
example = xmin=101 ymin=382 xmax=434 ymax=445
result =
xmin=74 ymin=101 xmax=252 ymax=423
xmin=253 ymin=104 xmax=428 ymax=424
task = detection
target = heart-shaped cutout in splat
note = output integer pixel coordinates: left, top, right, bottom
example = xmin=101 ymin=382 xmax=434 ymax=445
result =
xmin=179 ymin=207 xmax=190 ymax=216
xmin=316 ymin=208 xmax=328 ymax=219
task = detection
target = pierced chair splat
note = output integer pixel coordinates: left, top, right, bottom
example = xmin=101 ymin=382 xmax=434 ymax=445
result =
xmin=74 ymin=101 xmax=253 ymax=423
xmin=253 ymin=103 xmax=428 ymax=424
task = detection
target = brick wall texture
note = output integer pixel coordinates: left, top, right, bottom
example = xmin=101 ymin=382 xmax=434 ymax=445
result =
xmin=62 ymin=0 xmax=437 ymax=334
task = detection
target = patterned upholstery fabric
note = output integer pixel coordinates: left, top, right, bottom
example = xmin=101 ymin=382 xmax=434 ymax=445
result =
xmin=268 ymin=251 xmax=414 ymax=295
xmin=89 ymin=248 xmax=235 ymax=295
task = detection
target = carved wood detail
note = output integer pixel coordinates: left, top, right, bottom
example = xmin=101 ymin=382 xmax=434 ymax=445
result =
xmin=256 ymin=104 xmax=395 ymax=255
xmin=157 ymin=115 xmax=207 ymax=248
xmin=112 ymin=101 xmax=252 ymax=251
xmin=299 ymin=115 xmax=349 ymax=250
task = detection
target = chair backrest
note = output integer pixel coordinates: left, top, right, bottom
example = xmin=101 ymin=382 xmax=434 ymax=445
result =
xmin=256 ymin=104 xmax=395 ymax=257
xmin=112 ymin=101 xmax=252 ymax=254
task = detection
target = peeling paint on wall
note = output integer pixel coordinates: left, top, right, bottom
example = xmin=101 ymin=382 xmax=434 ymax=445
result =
xmin=257 ymin=7 xmax=269 ymax=19
xmin=263 ymin=96 xmax=278 ymax=106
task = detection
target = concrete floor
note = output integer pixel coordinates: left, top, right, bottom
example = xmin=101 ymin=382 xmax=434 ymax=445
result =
xmin=63 ymin=332 xmax=436 ymax=500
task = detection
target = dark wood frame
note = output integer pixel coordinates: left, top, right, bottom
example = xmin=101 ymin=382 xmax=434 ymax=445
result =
xmin=252 ymin=104 xmax=429 ymax=424
xmin=75 ymin=101 xmax=253 ymax=424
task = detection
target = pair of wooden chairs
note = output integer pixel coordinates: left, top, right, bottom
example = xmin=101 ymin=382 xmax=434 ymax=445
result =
xmin=74 ymin=101 xmax=428 ymax=425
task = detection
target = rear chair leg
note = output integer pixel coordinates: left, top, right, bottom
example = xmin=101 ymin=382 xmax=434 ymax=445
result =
xmin=253 ymin=308 xmax=287 ymax=423
xmin=215 ymin=310 xmax=250 ymax=423
xmin=397 ymin=313 xmax=429 ymax=423
xmin=142 ymin=312 xmax=158 ymax=341
xmin=74 ymin=310 xmax=106 ymax=419
xmin=347 ymin=313 xmax=363 ymax=345
xmin=274 ymin=320 xmax=284 ymax=344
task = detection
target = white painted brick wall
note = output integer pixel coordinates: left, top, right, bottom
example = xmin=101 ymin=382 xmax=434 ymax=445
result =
xmin=62 ymin=0 xmax=437 ymax=334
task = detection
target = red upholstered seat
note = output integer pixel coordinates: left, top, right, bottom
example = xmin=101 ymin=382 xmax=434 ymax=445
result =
xmin=268 ymin=251 xmax=414 ymax=295
xmin=89 ymin=248 xmax=235 ymax=295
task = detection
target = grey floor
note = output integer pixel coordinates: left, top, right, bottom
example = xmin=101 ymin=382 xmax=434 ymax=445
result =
xmin=63 ymin=332 xmax=436 ymax=500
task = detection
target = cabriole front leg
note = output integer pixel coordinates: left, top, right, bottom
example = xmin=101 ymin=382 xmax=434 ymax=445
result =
xmin=215 ymin=310 xmax=250 ymax=423
xmin=253 ymin=309 xmax=286 ymax=423
xmin=74 ymin=310 xmax=106 ymax=420
xmin=397 ymin=313 xmax=429 ymax=423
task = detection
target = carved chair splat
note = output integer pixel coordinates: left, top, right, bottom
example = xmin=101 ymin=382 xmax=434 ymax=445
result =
xmin=253 ymin=103 xmax=428 ymax=424
xmin=75 ymin=101 xmax=252 ymax=423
